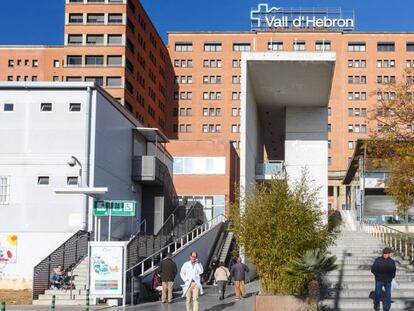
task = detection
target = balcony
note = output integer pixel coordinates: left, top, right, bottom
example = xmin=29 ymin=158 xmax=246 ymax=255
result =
xmin=255 ymin=160 xmax=284 ymax=180
xmin=132 ymin=155 xmax=171 ymax=185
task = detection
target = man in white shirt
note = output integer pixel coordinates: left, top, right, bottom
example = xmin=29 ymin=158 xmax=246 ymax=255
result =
xmin=180 ymin=251 xmax=204 ymax=311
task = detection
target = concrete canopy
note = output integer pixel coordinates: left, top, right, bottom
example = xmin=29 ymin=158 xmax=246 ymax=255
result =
xmin=245 ymin=52 xmax=336 ymax=108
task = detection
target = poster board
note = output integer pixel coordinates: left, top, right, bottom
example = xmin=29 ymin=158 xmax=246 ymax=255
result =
xmin=89 ymin=241 xmax=126 ymax=298
xmin=0 ymin=233 xmax=17 ymax=263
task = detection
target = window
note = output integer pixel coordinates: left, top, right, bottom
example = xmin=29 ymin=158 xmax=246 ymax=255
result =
xmin=32 ymin=76 xmax=38 ymax=81
xmin=328 ymin=124 xmax=331 ymax=132
xmin=232 ymin=76 xmax=240 ymax=84
xmin=8 ymin=59 xmax=14 ymax=67
xmin=268 ymin=41 xmax=283 ymax=51
xmin=377 ymin=42 xmax=395 ymax=52
xmin=348 ymin=42 xmax=366 ymax=52
xmin=293 ymin=41 xmax=306 ymax=51
xmin=315 ymin=41 xmax=331 ymax=51
xmin=40 ymin=103 xmax=52 ymax=112
xmin=348 ymin=141 xmax=354 ymax=149
xmin=106 ymin=77 xmax=122 ymax=87
xmin=69 ymin=13 xmax=83 ymax=23
xmin=232 ymin=92 xmax=240 ymax=100
xmin=87 ymin=14 xmax=104 ymax=24
xmin=85 ymin=76 xmax=103 ymax=86
xmin=232 ymin=59 xmax=241 ymax=68
xmin=107 ymin=34 xmax=122 ymax=45
xmin=85 ymin=55 xmax=103 ymax=66
xmin=233 ymin=43 xmax=251 ymax=52
xmin=86 ymin=35 xmax=104 ymax=45
xmin=173 ymin=157 xmax=226 ymax=175
xmin=348 ymin=124 xmax=353 ymax=132
xmin=67 ymin=177 xmax=78 ymax=186
xmin=53 ymin=60 xmax=60 ymax=68
xmin=37 ymin=176 xmax=50 ymax=185
xmin=66 ymin=76 xmax=82 ymax=82
xmin=107 ymin=55 xmax=122 ymax=66
xmin=231 ymin=124 xmax=240 ymax=133
xmin=32 ymin=60 xmax=38 ymax=67
xmin=328 ymin=157 xmax=332 ymax=166
xmin=69 ymin=103 xmax=81 ymax=112
xmin=407 ymin=42 xmax=414 ymax=52
xmin=67 ymin=55 xmax=82 ymax=66
xmin=328 ymin=140 xmax=331 ymax=149
xmin=0 ymin=176 xmax=10 ymax=205
xmin=68 ymin=34 xmax=82 ymax=45
xmin=377 ymin=59 xmax=395 ymax=68
xmin=7 ymin=76 xmax=12 ymax=81
xmin=3 ymin=103 xmax=14 ymax=112
xmin=204 ymin=43 xmax=222 ymax=52
xmin=175 ymin=42 xmax=193 ymax=52
xmin=108 ymin=14 xmax=123 ymax=24
xmin=232 ymin=108 xmax=240 ymax=116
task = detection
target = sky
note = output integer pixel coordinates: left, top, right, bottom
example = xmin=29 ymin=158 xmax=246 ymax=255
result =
xmin=0 ymin=0 xmax=413 ymax=45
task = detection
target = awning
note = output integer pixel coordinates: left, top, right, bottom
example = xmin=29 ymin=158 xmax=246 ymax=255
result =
xmin=135 ymin=127 xmax=169 ymax=143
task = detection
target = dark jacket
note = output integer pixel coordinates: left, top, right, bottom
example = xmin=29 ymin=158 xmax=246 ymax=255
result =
xmin=230 ymin=262 xmax=249 ymax=282
xmin=159 ymin=257 xmax=177 ymax=282
xmin=371 ymin=256 xmax=396 ymax=283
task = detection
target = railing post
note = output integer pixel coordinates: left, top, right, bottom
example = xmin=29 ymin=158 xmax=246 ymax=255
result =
xmin=51 ymin=295 xmax=56 ymax=311
xmin=405 ymin=237 xmax=408 ymax=258
xmin=85 ymin=289 xmax=90 ymax=311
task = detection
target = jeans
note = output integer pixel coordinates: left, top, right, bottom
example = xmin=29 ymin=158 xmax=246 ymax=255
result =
xmin=216 ymin=280 xmax=227 ymax=299
xmin=374 ymin=281 xmax=392 ymax=310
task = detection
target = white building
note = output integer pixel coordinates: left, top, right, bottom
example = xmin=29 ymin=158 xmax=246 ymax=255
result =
xmin=240 ymin=52 xmax=336 ymax=212
xmin=0 ymin=82 xmax=174 ymax=289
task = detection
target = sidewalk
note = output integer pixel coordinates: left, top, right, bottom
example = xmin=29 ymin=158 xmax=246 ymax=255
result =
xmin=4 ymin=281 xmax=259 ymax=311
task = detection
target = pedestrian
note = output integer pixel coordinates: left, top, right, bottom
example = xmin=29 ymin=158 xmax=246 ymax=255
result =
xmin=180 ymin=251 xmax=204 ymax=311
xmin=371 ymin=247 xmax=396 ymax=311
xmin=214 ymin=261 xmax=230 ymax=300
xmin=159 ymin=252 xmax=177 ymax=303
xmin=230 ymin=256 xmax=249 ymax=300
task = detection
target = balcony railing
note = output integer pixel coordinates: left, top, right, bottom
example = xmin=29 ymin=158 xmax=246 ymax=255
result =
xmin=132 ymin=155 xmax=170 ymax=185
xmin=255 ymin=160 xmax=284 ymax=180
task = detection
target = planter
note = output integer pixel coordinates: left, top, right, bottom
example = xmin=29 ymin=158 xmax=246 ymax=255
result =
xmin=255 ymin=294 xmax=310 ymax=311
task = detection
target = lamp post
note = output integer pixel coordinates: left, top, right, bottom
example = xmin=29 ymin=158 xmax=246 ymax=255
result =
xmin=67 ymin=155 xmax=83 ymax=187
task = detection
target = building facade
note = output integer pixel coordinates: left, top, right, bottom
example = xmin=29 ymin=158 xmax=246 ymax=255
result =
xmin=0 ymin=82 xmax=174 ymax=288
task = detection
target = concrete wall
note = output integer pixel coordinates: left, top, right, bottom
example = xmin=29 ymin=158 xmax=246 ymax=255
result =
xmin=285 ymin=107 xmax=328 ymax=213
xmin=240 ymin=63 xmax=262 ymax=196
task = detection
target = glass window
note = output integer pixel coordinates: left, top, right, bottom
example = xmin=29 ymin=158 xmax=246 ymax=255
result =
xmin=407 ymin=43 xmax=414 ymax=52
xmin=40 ymin=103 xmax=52 ymax=112
xmin=108 ymin=14 xmax=123 ymax=24
xmin=69 ymin=13 xmax=83 ymax=23
xmin=68 ymin=35 xmax=82 ymax=45
xmin=0 ymin=176 xmax=10 ymax=205
xmin=86 ymin=34 xmax=104 ymax=45
xmin=67 ymin=177 xmax=78 ymax=185
xmin=293 ymin=41 xmax=306 ymax=51
xmin=87 ymin=14 xmax=104 ymax=24
xmin=108 ymin=34 xmax=122 ymax=45
xmin=3 ymin=103 xmax=14 ymax=112
xmin=268 ymin=41 xmax=283 ymax=51
xmin=175 ymin=42 xmax=193 ymax=52
xmin=233 ymin=43 xmax=251 ymax=52
xmin=106 ymin=77 xmax=122 ymax=87
xmin=85 ymin=55 xmax=103 ymax=66
xmin=67 ymin=56 xmax=82 ymax=66
xmin=348 ymin=42 xmax=366 ymax=52
xmin=204 ymin=43 xmax=222 ymax=52
xmin=107 ymin=55 xmax=122 ymax=66
xmin=85 ymin=76 xmax=103 ymax=86
xmin=377 ymin=42 xmax=395 ymax=52
xmin=69 ymin=103 xmax=81 ymax=112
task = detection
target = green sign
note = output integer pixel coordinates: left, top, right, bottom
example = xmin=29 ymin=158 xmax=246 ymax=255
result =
xmin=93 ymin=200 xmax=136 ymax=217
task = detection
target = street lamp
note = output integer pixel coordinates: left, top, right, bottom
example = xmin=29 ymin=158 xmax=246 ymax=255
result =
xmin=67 ymin=155 xmax=83 ymax=187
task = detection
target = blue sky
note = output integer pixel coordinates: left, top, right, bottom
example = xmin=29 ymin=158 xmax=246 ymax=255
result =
xmin=0 ymin=0 xmax=413 ymax=45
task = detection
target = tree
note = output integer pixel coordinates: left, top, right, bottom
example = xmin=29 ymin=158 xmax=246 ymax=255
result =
xmin=368 ymin=68 xmax=414 ymax=221
xmin=229 ymin=173 xmax=335 ymax=295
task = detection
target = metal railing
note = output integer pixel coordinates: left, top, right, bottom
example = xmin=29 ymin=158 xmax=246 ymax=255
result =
xmin=33 ymin=230 xmax=89 ymax=300
xmin=126 ymin=202 xmax=204 ymax=270
xmin=361 ymin=219 xmax=414 ymax=262
xmin=127 ymin=214 xmax=226 ymax=277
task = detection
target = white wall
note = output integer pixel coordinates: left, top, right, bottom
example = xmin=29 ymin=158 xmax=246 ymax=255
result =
xmin=240 ymin=63 xmax=262 ymax=196
xmin=285 ymin=107 xmax=328 ymax=213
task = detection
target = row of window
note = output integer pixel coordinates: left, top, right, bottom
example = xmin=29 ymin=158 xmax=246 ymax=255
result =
xmin=172 ymin=123 xmax=240 ymax=133
xmin=8 ymin=59 xmax=38 ymax=67
xmin=172 ymin=107 xmax=241 ymax=117
xmin=67 ymin=34 xmax=122 ymax=45
xmin=68 ymin=13 xmax=123 ymax=24
xmin=173 ymin=92 xmax=242 ymax=101
xmin=2 ymin=102 xmax=81 ymax=112
xmin=174 ymin=75 xmax=241 ymax=85
xmin=7 ymin=76 xmax=38 ymax=82
xmin=175 ymin=41 xmax=414 ymax=53
xmin=327 ymin=140 xmax=357 ymax=149
xmin=66 ymin=55 xmax=122 ymax=66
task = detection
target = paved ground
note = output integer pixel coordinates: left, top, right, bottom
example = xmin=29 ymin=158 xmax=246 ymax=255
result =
xmin=4 ymin=281 xmax=259 ymax=311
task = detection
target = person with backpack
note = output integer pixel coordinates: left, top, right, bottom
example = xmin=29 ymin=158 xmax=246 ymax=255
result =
xmin=214 ymin=261 xmax=230 ymax=300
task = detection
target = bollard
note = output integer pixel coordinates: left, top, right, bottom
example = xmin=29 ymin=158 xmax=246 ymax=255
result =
xmin=85 ymin=289 xmax=90 ymax=311
xmin=1 ymin=301 xmax=5 ymax=311
xmin=51 ymin=295 xmax=56 ymax=311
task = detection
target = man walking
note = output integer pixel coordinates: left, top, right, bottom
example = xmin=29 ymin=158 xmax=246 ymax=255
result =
xmin=159 ymin=252 xmax=177 ymax=303
xmin=371 ymin=247 xmax=396 ymax=311
xmin=230 ymin=256 xmax=249 ymax=300
xmin=180 ymin=251 xmax=204 ymax=311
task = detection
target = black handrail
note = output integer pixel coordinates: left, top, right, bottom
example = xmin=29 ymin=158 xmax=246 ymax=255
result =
xmin=126 ymin=202 xmax=204 ymax=270
xmin=32 ymin=230 xmax=89 ymax=300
